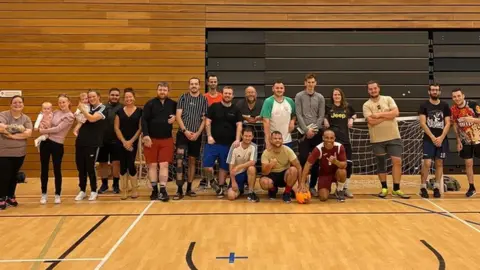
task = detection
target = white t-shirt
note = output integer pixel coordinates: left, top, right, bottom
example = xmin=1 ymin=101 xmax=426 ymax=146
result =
xmin=226 ymin=143 xmax=258 ymax=175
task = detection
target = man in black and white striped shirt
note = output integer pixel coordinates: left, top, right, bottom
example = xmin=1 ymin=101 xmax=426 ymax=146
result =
xmin=175 ymin=77 xmax=209 ymax=200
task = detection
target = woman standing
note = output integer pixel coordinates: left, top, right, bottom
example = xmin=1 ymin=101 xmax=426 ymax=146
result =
xmin=324 ymin=88 xmax=356 ymax=198
xmin=75 ymin=90 xmax=107 ymax=201
xmin=38 ymin=94 xmax=74 ymax=204
xmin=114 ymin=88 xmax=142 ymax=200
xmin=0 ymin=95 xmax=32 ymax=210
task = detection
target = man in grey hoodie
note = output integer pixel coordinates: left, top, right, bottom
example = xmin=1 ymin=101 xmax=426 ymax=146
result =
xmin=295 ymin=73 xmax=325 ymax=197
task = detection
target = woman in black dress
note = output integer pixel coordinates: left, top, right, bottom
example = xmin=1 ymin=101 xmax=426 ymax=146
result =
xmin=114 ymin=88 xmax=142 ymax=199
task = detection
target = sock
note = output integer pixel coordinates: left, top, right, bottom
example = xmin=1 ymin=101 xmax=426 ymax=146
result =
xmin=421 ymin=183 xmax=427 ymax=189
xmin=344 ymin=178 xmax=350 ymax=189
xmin=381 ymin=181 xmax=387 ymax=189
xmin=151 ymin=182 xmax=158 ymax=191
xmin=177 ymin=186 xmax=183 ymax=194
xmin=337 ymin=182 xmax=345 ymax=191
xmin=284 ymin=186 xmax=292 ymax=194
xmin=434 ymin=182 xmax=440 ymax=189
xmin=102 ymin=178 xmax=108 ymax=185
xmin=186 ymin=182 xmax=192 ymax=192
xmin=160 ymin=184 xmax=166 ymax=190
xmin=393 ymin=183 xmax=400 ymax=191
xmin=469 ymin=183 xmax=475 ymax=190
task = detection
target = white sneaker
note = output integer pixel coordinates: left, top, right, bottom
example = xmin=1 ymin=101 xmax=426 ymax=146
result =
xmin=88 ymin=192 xmax=98 ymax=201
xmin=40 ymin=194 xmax=47 ymax=204
xmin=75 ymin=191 xmax=86 ymax=201
xmin=54 ymin=195 xmax=61 ymax=204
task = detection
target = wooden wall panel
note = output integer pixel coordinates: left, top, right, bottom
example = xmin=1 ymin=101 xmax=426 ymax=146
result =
xmin=0 ymin=0 xmax=479 ymax=177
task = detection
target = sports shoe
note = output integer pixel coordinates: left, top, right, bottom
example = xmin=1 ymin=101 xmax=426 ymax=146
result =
xmin=158 ymin=189 xmax=169 ymax=202
xmin=186 ymin=190 xmax=197 ymax=197
xmin=343 ymin=188 xmax=354 ymax=198
xmin=197 ymin=179 xmax=208 ymax=191
xmin=113 ymin=184 xmax=120 ymax=194
xmin=282 ymin=192 xmax=291 ymax=203
xmin=268 ymin=187 xmax=278 ymax=200
xmin=6 ymin=197 xmax=18 ymax=207
xmin=40 ymin=194 xmax=48 ymax=205
xmin=173 ymin=192 xmax=184 ymax=200
xmin=216 ymin=186 xmax=224 ymax=199
xmin=309 ymin=187 xmax=318 ymax=197
xmin=335 ymin=189 xmax=346 ymax=202
xmin=466 ymin=188 xmax=476 ymax=198
xmin=54 ymin=195 xmax=61 ymax=204
xmin=392 ymin=190 xmax=410 ymax=199
xmin=210 ymin=179 xmax=220 ymax=194
xmin=75 ymin=191 xmax=86 ymax=201
xmin=247 ymin=192 xmax=260 ymax=202
xmin=433 ymin=188 xmax=441 ymax=198
xmin=0 ymin=199 xmax=6 ymax=210
xmin=378 ymin=188 xmax=388 ymax=198
xmin=98 ymin=183 xmax=108 ymax=194
xmin=419 ymin=188 xmax=429 ymax=198
xmin=88 ymin=192 xmax=98 ymax=201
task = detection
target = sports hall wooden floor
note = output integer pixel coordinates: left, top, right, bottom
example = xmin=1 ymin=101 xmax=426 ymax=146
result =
xmin=0 ymin=175 xmax=478 ymax=270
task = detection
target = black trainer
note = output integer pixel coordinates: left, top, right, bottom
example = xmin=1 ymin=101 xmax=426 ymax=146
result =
xmin=216 ymin=186 xmax=225 ymax=199
xmin=433 ymin=188 xmax=441 ymax=198
xmin=158 ymin=189 xmax=170 ymax=202
xmin=113 ymin=184 xmax=120 ymax=194
xmin=335 ymin=190 xmax=345 ymax=202
xmin=268 ymin=187 xmax=278 ymax=200
xmin=466 ymin=188 xmax=476 ymax=198
xmin=6 ymin=197 xmax=18 ymax=207
xmin=282 ymin=192 xmax=291 ymax=203
xmin=186 ymin=190 xmax=197 ymax=197
xmin=0 ymin=198 xmax=6 ymax=210
xmin=98 ymin=183 xmax=109 ymax=194
xmin=173 ymin=192 xmax=184 ymax=200
xmin=197 ymin=179 xmax=208 ymax=191
xmin=210 ymin=179 xmax=220 ymax=194
xmin=150 ymin=188 xmax=158 ymax=200
xmin=420 ymin=188 xmax=429 ymax=198
xmin=247 ymin=192 xmax=260 ymax=202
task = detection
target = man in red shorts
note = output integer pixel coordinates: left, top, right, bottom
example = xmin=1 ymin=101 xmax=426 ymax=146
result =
xmin=300 ymin=129 xmax=347 ymax=202
xmin=142 ymin=82 xmax=176 ymax=202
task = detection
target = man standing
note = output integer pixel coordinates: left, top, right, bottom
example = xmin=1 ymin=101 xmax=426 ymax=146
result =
xmin=235 ymin=86 xmax=264 ymax=123
xmin=295 ymin=73 xmax=325 ymax=197
xmin=362 ymin=81 xmax=409 ymax=199
xmin=142 ymin=82 xmax=176 ymax=201
xmin=260 ymin=80 xmax=296 ymax=149
xmin=175 ymin=77 xmax=209 ymax=200
xmin=299 ymin=129 xmax=347 ymax=202
xmin=451 ymin=88 xmax=480 ymax=197
xmin=418 ymin=84 xmax=451 ymax=198
xmin=204 ymin=86 xmax=243 ymax=198
xmin=260 ymin=131 xmax=302 ymax=203
xmin=204 ymin=74 xmax=222 ymax=106
xmin=97 ymin=88 xmax=123 ymax=194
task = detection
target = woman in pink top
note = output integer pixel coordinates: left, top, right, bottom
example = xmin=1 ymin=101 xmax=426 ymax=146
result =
xmin=38 ymin=94 xmax=74 ymax=204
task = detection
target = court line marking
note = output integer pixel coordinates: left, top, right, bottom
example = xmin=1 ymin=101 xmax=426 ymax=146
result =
xmin=424 ymin=199 xmax=480 ymax=233
xmin=186 ymin=242 xmax=198 ymax=270
xmin=0 ymin=258 xmax=102 ymax=263
xmin=421 ymin=240 xmax=446 ymax=270
xmin=32 ymin=217 xmax=66 ymax=270
xmin=94 ymin=201 xmax=154 ymax=270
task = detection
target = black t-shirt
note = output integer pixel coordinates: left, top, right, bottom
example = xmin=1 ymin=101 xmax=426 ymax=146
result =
xmin=76 ymin=104 xmax=108 ymax=147
xmin=207 ymin=102 xmax=243 ymax=145
xmin=326 ymin=104 xmax=355 ymax=145
xmin=103 ymin=102 xmax=123 ymax=143
xmin=116 ymin=107 xmax=143 ymax=142
xmin=141 ymin=98 xmax=177 ymax=139
xmin=235 ymin=98 xmax=264 ymax=117
xmin=418 ymin=100 xmax=451 ymax=140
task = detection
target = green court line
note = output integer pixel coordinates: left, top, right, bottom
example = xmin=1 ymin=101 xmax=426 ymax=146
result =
xmin=31 ymin=217 xmax=66 ymax=270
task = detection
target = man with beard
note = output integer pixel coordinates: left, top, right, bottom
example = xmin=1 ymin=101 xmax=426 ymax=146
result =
xmin=204 ymin=86 xmax=243 ymax=198
xmin=418 ymin=84 xmax=451 ymax=198
xmin=260 ymin=131 xmax=302 ymax=203
xmin=175 ymin=77 xmax=209 ymax=200
xmin=97 ymin=87 xmax=123 ymax=194
xmin=260 ymin=80 xmax=296 ymax=149
xmin=451 ymin=88 xmax=480 ymax=197
xmin=362 ymin=81 xmax=409 ymax=199
xmin=142 ymin=82 xmax=176 ymax=201
xmin=299 ymin=129 xmax=347 ymax=202
xmin=235 ymin=86 xmax=264 ymax=123
xmin=295 ymin=73 xmax=325 ymax=197
xmin=204 ymin=74 xmax=222 ymax=106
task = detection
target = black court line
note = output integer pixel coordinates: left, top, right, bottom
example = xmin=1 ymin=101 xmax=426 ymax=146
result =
xmin=44 ymin=215 xmax=110 ymax=269
xmin=421 ymin=240 xmax=446 ymax=270
xmin=186 ymin=242 xmax=198 ymax=270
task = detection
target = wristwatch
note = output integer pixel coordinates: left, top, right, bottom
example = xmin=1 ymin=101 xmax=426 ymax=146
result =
xmin=181 ymin=128 xmax=186 ymax=133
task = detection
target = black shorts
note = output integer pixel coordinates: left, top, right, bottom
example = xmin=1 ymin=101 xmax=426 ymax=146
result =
xmin=460 ymin=143 xmax=480 ymax=159
xmin=96 ymin=142 xmax=121 ymax=163
xmin=423 ymin=139 xmax=448 ymax=160
xmin=176 ymin=132 xmax=202 ymax=158
xmin=265 ymin=170 xmax=287 ymax=188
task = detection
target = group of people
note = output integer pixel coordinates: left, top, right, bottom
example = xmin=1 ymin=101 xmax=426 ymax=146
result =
xmin=0 ymin=73 xmax=479 ymax=210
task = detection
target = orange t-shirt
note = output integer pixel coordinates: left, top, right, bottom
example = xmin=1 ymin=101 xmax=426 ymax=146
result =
xmin=205 ymin=92 xmax=222 ymax=106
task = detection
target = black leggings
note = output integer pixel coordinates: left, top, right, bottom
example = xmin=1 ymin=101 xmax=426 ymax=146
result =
xmin=0 ymin=156 xmax=25 ymax=199
xmin=75 ymin=145 xmax=98 ymax=192
xmin=119 ymin=144 xmax=138 ymax=176
xmin=40 ymin=139 xmax=64 ymax=195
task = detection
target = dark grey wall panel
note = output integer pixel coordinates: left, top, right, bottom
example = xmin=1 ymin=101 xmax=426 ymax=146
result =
xmin=266 ymin=72 xmax=428 ymax=85
xmin=434 ymin=72 xmax=480 ymax=85
xmin=436 ymin=85 xmax=480 ymax=98
xmin=266 ymin=59 xmax=428 ymax=71
xmin=434 ymin=46 xmax=480 ymax=58
xmin=207 ymin=44 xmax=265 ymax=57
xmin=266 ymin=45 xmax=427 ymax=58
xmin=266 ymin=31 xmax=428 ymax=44
xmin=434 ymin=59 xmax=480 ymax=71
xmin=433 ymin=32 xmax=480 ymax=44
xmin=225 ymin=85 xmax=266 ymax=98
xmin=208 ymin=72 xmax=264 ymax=84
xmin=208 ymin=58 xmax=265 ymax=71
xmin=276 ymin=85 xmax=428 ymax=98
xmin=208 ymin=31 xmax=265 ymax=44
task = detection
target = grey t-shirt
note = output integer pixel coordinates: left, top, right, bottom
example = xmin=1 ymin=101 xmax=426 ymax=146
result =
xmin=0 ymin=111 xmax=32 ymax=157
